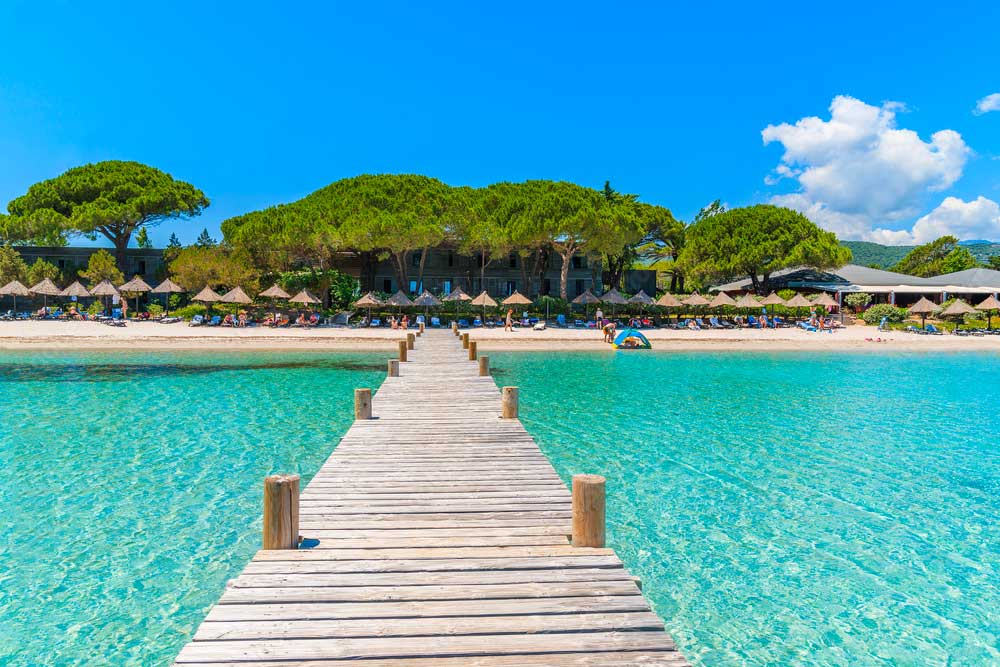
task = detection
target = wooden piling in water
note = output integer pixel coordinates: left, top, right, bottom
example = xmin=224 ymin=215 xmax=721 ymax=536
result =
xmin=571 ymin=474 xmax=606 ymax=548
xmin=501 ymin=386 xmax=518 ymax=419
xmin=387 ymin=359 xmax=399 ymax=377
xmin=262 ymin=474 xmax=300 ymax=550
xmin=479 ymin=355 xmax=490 ymax=376
xmin=398 ymin=340 xmax=408 ymax=362
xmin=468 ymin=340 xmax=477 ymax=360
xmin=418 ymin=322 xmax=425 ymax=335
xmin=407 ymin=332 xmax=415 ymax=350
xmin=354 ymin=388 xmax=372 ymax=419
xmin=462 ymin=333 xmax=470 ymax=349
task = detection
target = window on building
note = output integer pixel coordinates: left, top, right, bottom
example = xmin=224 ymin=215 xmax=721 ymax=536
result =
xmin=383 ymin=279 xmax=392 ymax=293
xmin=137 ymin=260 xmax=147 ymax=275
xmin=447 ymin=252 xmax=454 ymax=267
xmin=409 ymin=280 xmax=418 ymax=294
xmin=411 ymin=252 xmax=421 ymax=268
xmin=543 ymin=278 xmax=551 ymax=294
xmin=57 ymin=259 xmax=66 ymax=269
xmin=572 ymin=255 xmax=585 ymax=269
xmin=575 ymin=279 xmax=585 ymax=296
xmin=505 ymin=280 xmax=516 ymax=295
xmin=443 ymin=280 xmax=451 ymax=295
xmin=509 ymin=253 xmax=517 ymax=269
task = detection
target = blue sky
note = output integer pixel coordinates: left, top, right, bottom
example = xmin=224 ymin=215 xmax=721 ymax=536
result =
xmin=1 ymin=0 xmax=998 ymax=247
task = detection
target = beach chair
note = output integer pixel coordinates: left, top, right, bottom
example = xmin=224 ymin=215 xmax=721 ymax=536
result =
xmin=189 ymin=314 xmax=205 ymax=326
xmin=430 ymin=316 xmax=441 ymax=327
xmin=555 ymin=314 xmax=568 ymax=328
xmin=925 ymin=323 xmax=943 ymax=335
xmin=798 ymin=321 xmax=817 ymax=332
xmin=472 ymin=318 xmax=483 ymax=327
xmin=747 ymin=315 xmax=760 ymax=328
xmin=369 ymin=318 xmax=381 ymax=327
xmin=695 ymin=318 xmax=708 ymax=329
xmin=458 ymin=319 xmax=469 ymax=328
xmin=209 ymin=315 xmax=222 ymax=326
xmin=573 ymin=319 xmax=585 ymax=328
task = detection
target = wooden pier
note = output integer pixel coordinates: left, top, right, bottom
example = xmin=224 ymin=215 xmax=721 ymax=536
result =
xmin=174 ymin=332 xmax=688 ymax=666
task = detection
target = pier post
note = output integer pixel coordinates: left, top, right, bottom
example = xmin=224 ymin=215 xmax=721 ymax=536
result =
xmin=462 ymin=333 xmax=470 ymax=349
xmin=501 ymin=386 xmax=518 ymax=419
xmin=418 ymin=322 xmax=425 ymax=335
xmin=387 ymin=359 xmax=399 ymax=377
xmin=468 ymin=340 xmax=477 ymax=360
xmin=571 ymin=474 xmax=606 ymax=548
xmin=479 ymin=355 xmax=490 ymax=376
xmin=452 ymin=322 xmax=458 ymax=335
xmin=354 ymin=388 xmax=372 ymax=419
xmin=398 ymin=340 xmax=407 ymax=362
xmin=407 ymin=332 xmax=415 ymax=350
xmin=263 ymin=474 xmax=300 ymax=550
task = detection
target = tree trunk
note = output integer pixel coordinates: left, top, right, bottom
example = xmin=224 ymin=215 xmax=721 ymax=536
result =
xmin=558 ymin=250 xmax=571 ymax=300
xmin=391 ymin=252 xmax=408 ymax=291
xmin=417 ymin=247 xmax=428 ymax=293
xmin=112 ymin=234 xmax=130 ymax=276
xmin=479 ymin=250 xmax=490 ymax=293
xmin=669 ymin=272 xmax=678 ymax=292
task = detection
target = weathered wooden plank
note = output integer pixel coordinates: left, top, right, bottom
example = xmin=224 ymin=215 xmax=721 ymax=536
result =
xmin=230 ymin=567 xmax=632 ymax=589
xmin=242 ymin=555 xmax=623 ymax=575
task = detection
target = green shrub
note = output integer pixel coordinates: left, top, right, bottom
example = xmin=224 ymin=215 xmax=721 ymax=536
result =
xmin=172 ymin=304 xmax=206 ymax=320
xmin=845 ymin=292 xmax=872 ymax=312
xmin=86 ymin=300 xmax=105 ymax=316
xmin=147 ymin=303 xmax=164 ymax=317
xmin=861 ymin=303 xmax=907 ymax=325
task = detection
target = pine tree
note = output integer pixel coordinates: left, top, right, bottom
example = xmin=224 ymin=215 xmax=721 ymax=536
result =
xmin=167 ymin=233 xmax=182 ymax=249
xmin=135 ymin=227 xmax=153 ymax=249
xmin=195 ymin=228 xmax=217 ymax=248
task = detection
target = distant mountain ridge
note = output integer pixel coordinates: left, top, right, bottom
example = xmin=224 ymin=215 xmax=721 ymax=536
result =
xmin=841 ymin=240 xmax=1000 ymax=269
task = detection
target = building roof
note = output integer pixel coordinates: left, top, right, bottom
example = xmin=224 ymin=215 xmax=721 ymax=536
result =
xmin=710 ymin=264 xmax=937 ymax=292
xmin=921 ymin=268 xmax=1000 ymax=289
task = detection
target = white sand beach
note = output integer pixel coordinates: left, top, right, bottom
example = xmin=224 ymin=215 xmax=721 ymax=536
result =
xmin=2 ymin=319 xmax=999 ymax=352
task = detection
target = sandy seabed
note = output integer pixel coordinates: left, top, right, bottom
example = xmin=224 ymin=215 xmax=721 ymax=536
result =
xmin=1 ymin=320 xmax=1000 ymax=353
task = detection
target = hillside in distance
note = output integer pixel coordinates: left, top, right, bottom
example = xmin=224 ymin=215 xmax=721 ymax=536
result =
xmin=841 ymin=240 xmax=1000 ymax=269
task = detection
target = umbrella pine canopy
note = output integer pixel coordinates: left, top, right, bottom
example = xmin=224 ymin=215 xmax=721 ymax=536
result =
xmin=501 ymin=291 xmax=532 ymax=306
xmin=219 ymin=286 xmax=254 ymax=304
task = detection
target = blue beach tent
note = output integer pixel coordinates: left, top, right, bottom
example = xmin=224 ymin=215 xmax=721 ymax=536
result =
xmin=612 ymin=328 xmax=651 ymax=349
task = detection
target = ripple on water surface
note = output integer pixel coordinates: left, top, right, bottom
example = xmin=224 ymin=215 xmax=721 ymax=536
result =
xmin=492 ymin=350 xmax=1000 ymax=667
xmin=0 ymin=351 xmax=384 ymax=666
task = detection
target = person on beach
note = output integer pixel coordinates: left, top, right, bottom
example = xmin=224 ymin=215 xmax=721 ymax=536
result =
xmin=401 ymin=314 xmax=409 ymax=329
xmin=505 ymin=308 xmax=513 ymax=332
xmin=602 ymin=320 xmax=616 ymax=343
xmin=120 ymin=299 xmax=128 ymax=319
xmin=595 ymin=308 xmax=603 ymax=324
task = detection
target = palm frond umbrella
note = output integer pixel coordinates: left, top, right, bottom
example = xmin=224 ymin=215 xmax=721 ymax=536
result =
xmin=976 ymin=294 xmax=1000 ymax=330
xmin=193 ymin=285 xmax=223 ymax=318
xmin=907 ymin=296 xmax=937 ymax=330
xmin=0 ymin=280 xmax=30 ymax=313
xmin=89 ymin=279 xmax=120 ymax=316
xmin=353 ymin=291 xmax=384 ymax=323
xmin=152 ymin=278 xmax=186 ymax=316
xmin=29 ymin=278 xmax=61 ymax=308
xmin=442 ymin=287 xmax=472 ymax=323
xmin=784 ymin=293 xmax=812 ymax=321
xmin=939 ymin=299 xmax=979 ymax=333
xmin=470 ymin=290 xmax=498 ymax=321
xmin=413 ymin=289 xmax=442 ymax=320
xmin=601 ymin=287 xmax=628 ymax=319
xmin=760 ymin=291 xmax=787 ymax=319
xmin=572 ymin=289 xmax=601 ymax=320
xmin=118 ymin=276 xmax=153 ymax=315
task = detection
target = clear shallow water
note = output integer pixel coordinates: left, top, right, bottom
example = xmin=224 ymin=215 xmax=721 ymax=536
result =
xmin=2 ymin=350 xmax=999 ymax=667
xmin=0 ymin=351 xmax=384 ymax=666
xmin=492 ymin=351 xmax=1000 ymax=667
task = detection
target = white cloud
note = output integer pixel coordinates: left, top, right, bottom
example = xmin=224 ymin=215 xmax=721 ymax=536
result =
xmin=974 ymin=93 xmax=1000 ymax=115
xmin=761 ymin=95 xmax=972 ymax=242
xmin=899 ymin=196 xmax=1000 ymax=244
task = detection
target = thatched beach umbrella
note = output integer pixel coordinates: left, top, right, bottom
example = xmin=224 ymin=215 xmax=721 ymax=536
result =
xmin=708 ymin=292 xmax=736 ymax=309
xmin=89 ymin=279 xmax=119 ymax=315
xmin=760 ymin=291 xmax=787 ymax=318
xmin=572 ymin=289 xmax=601 ymax=320
xmin=413 ymin=290 xmax=442 ymax=320
xmin=385 ymin=290 xmax=413 ymax=317
xmin=976 ymin=294 xmax=1000 ymax=330
xmin=600 ymin=287 xmax=628 ymax=319
xmin=260 ymin=284 xmax=291 ymax=321
xmin=29 ymin=278 xmax=61 ymax=308
xmin=152 ymin=278 xmax=186 ymax=316
xmin=193 ymin=285 xmax=223 ymax=317
xmin=939 ymin=299 xmax=978 ymax=332
xmin=908 ymin=296 xmax=937 ymax=330
xmin=353 ymin=291 xmax=383 ymax=322
xmin=502 ymin=291 xmax=532 ymax=306
xmin=784 ymin=292 xmax=812 ymax=320
xmin=289 ymin=290 xmax=321 ymax=305
xmin=811 ymin=292 xmax=839 ymax=311
xmin=60 ymin=281 xmax=91 ymax=298
xmin=470 ymin=290 xmax=498 ymax=321
xmin=655 ymin=292 xmax=682 ymax=307
xmin=119 ymin=276 xmax=153 ymax=315
xmin=442 ymin=287 xmax=472 ymax=323
xmin=683 ymin=292 xmax=710 ymax=321
xmin=0 ymin=280 xmax=30 ymax=313
xmin=220 ymin=286 xmax=253 ymax=305
xmin=628 ymin=290 xmax=654 ymax=306
xmin=734 ymin=293 xmax=761 ymax=321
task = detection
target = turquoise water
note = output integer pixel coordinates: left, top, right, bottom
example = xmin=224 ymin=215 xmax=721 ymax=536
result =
xmin=2 ymin=350 xmax=999 ymax=666
xmin=0 ymin=351 xmax=384 ymax=667
xmin=493 ymin=351 xmax=1000 ymax=666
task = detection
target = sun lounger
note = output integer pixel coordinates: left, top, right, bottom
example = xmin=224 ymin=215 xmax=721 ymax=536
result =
xmin=430 ymin=316 xmax=441 ymax=327
xmin=555 ymin=314 xmax=568 ymax=328
xmin=209 ymin=315 xmax=222 ymax=326
xmin=925 ymin=323 xmax=943 ymax=335
xmin=473 ymin=318 xmax=483 ymax=327
xmin=188 ymin=315 xmax=205 ymax=326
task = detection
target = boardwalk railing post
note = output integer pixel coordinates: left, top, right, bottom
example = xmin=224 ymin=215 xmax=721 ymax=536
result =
xmin=419 ymin=322 xmax=425 ymax=335
xmin=479 ymin=355 xmax=490 ymax=376
xmin=501 ymin=386 xmax=518 ymax=419
xmin=355 ymin=388 xmax=372 ymax=419
xmin=398 ymin=340 xmax=408 ymax=362
xmin=263 ymin=474 xmax=300 ymax=550
xmin=407 ymin=332 xmax=415 ymax=350
xmin=452 ymin=322 xmax=458 ymax=335
xmin=571 ymin=474 xmax=606 ymax=548
xmin=461 ymin=332 xmax=470 ymax=349
xmin=387 ymin=359 xmax=399 ymax=377
xmin=468 ymin=340 xmax=477 ymax=361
